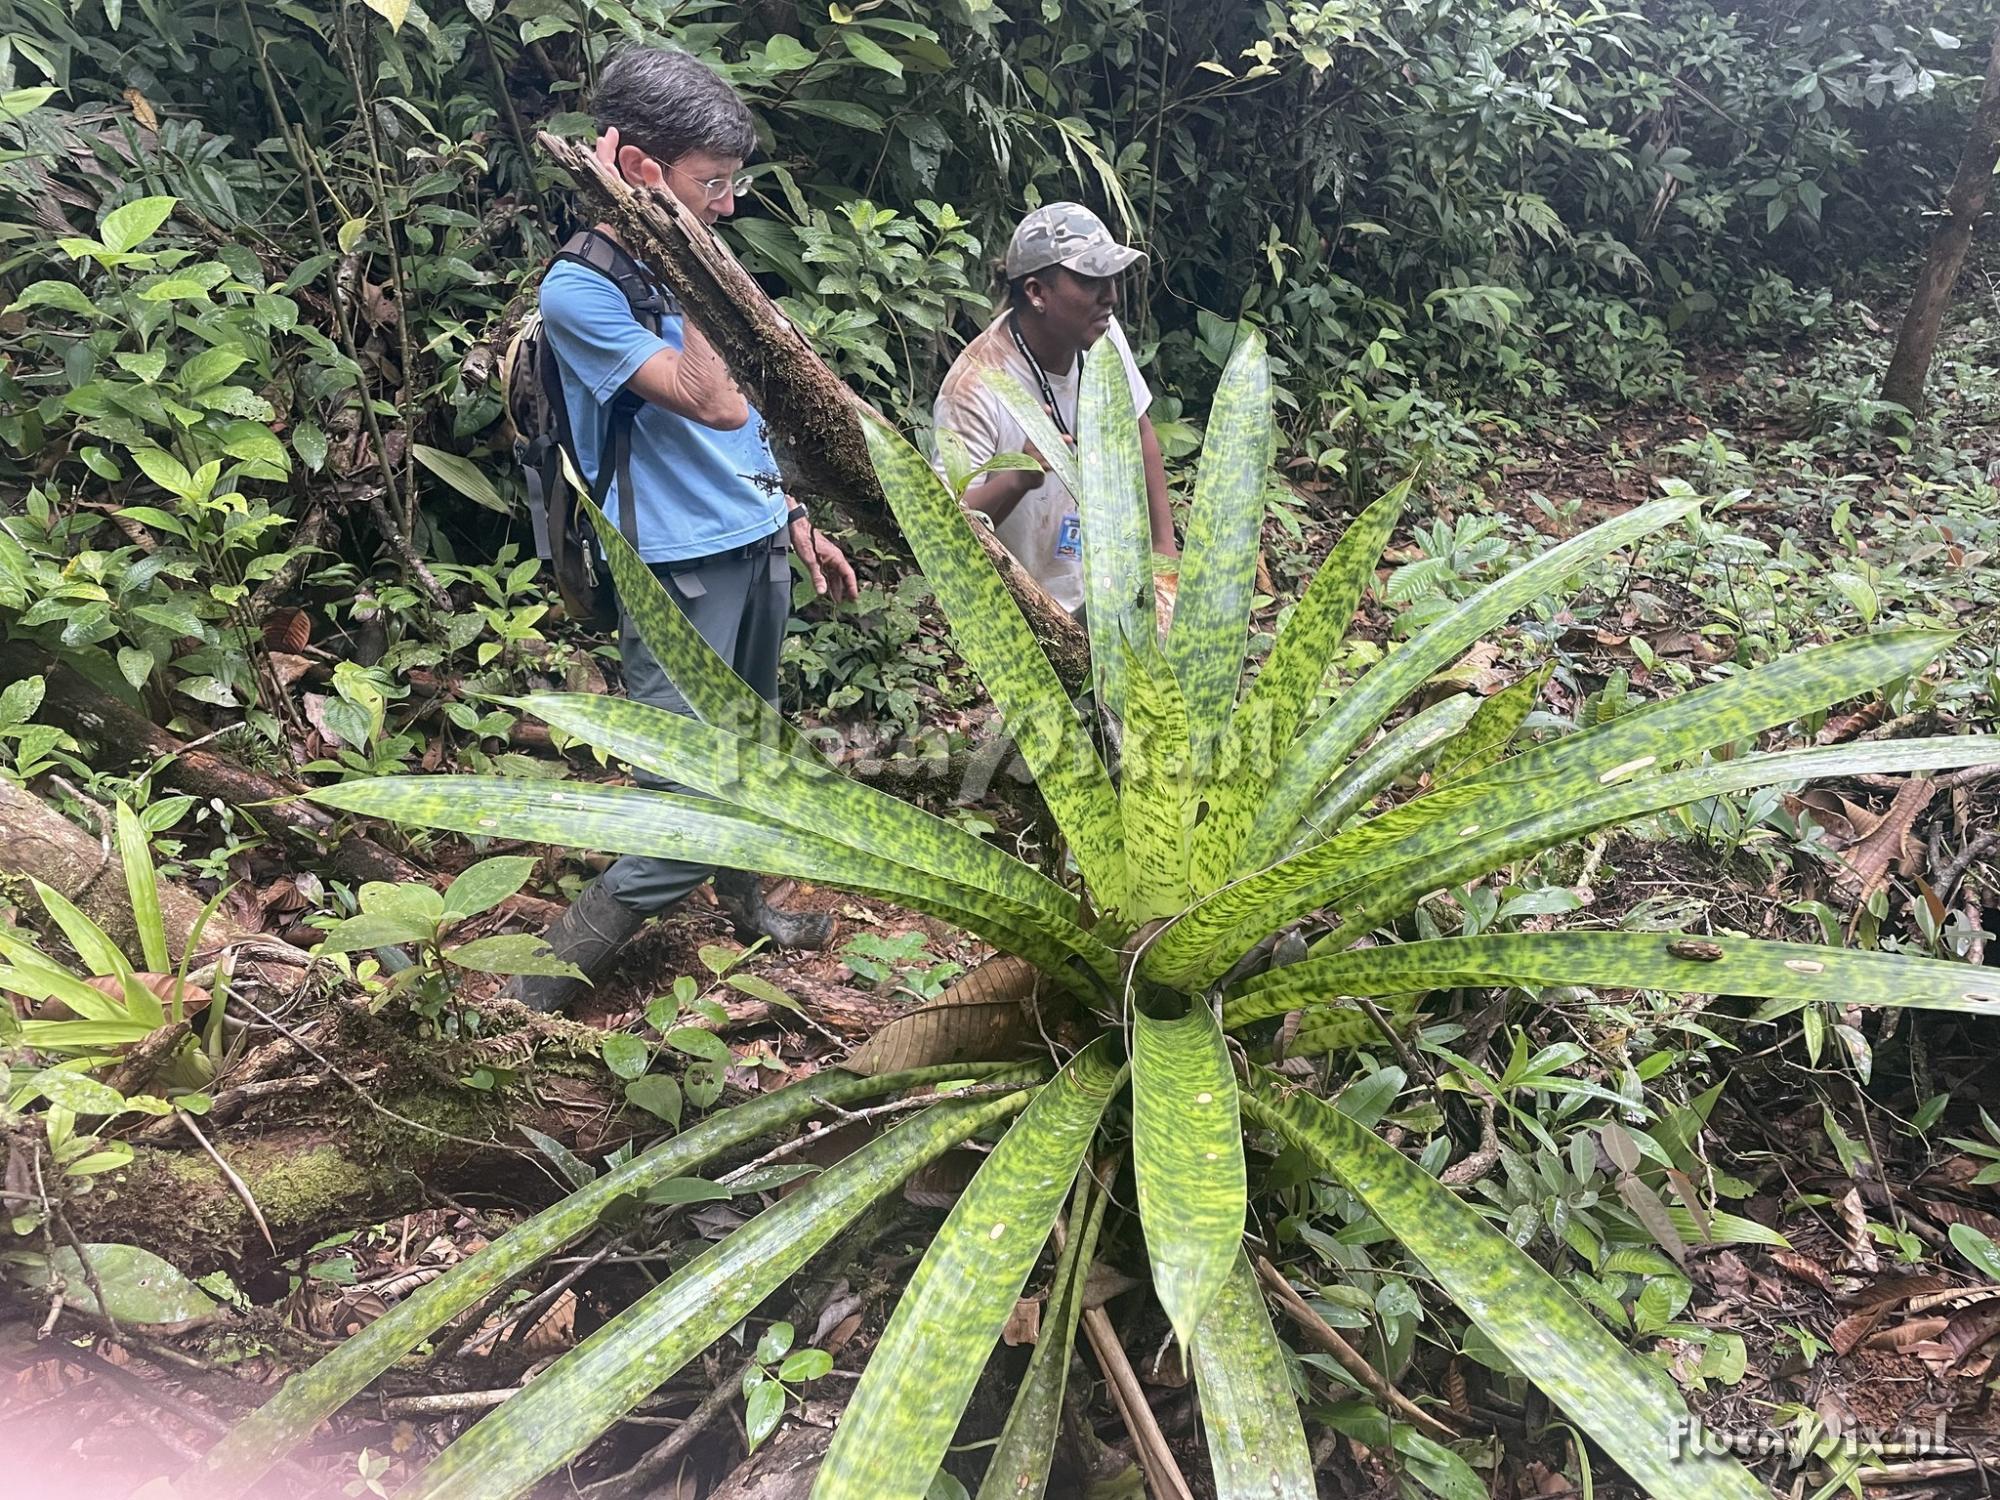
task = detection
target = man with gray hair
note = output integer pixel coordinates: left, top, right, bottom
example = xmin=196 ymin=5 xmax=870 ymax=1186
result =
xmin=933 ymin=202 xmax=1177 ymax=618
xmin=510 ymin=46 xmax=857 ymax=1012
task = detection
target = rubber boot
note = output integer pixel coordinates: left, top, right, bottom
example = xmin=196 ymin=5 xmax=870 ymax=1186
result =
xmin=712 ymin=870 xmax=833 ymax=951
xmin=499 ymin=878 xmax=647 ymax=1013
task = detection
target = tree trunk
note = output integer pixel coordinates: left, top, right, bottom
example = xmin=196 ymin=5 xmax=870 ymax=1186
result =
xmin=535 ymin=133 xmax=1094 ymax=696
xmin=1881 ymin=24 xmax=2000 ymax=414
xmin=0 ymin=642 xmax=428 ymax=890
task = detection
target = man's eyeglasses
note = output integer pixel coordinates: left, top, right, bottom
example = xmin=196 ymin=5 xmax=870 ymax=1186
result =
xmin=672 ymin=165 xmax=754 ymax=202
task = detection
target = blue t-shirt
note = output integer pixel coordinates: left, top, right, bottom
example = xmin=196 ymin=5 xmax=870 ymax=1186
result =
xmin=538 ymin=256 xmax=786 ymax=564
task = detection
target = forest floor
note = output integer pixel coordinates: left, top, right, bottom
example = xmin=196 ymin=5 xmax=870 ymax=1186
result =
xmin=6 ymin=294 xmax=2000 ymax=1500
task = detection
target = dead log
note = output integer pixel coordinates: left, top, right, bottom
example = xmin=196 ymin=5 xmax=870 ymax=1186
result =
xmin=0 ymin=641 xmax=427 ymax=890
xmin=535 ymin=132 xmax=1093 ymax=696
xmin=67 ymin=1083 xmax=634 ymax=1271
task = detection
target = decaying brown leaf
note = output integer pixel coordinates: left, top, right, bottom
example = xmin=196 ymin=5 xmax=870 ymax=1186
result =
xmin=841 ymin=955 xmax=1044 ymax=1076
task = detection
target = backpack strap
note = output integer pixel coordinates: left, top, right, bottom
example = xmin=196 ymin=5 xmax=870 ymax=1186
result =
xmin=547 ymin=229 xmax=686 ymax=551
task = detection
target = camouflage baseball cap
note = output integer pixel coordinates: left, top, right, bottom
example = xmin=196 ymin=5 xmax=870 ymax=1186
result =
xmin=1004 ymin=202 xmax=1145 ymax=279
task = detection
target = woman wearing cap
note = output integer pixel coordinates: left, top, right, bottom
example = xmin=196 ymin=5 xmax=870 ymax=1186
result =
xmin=932 ymin=203 xmax=1177 ymax=621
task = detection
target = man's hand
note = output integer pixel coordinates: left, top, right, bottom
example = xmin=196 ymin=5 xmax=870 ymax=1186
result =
xmin=791 ymin=514 xmax=858 ymax=602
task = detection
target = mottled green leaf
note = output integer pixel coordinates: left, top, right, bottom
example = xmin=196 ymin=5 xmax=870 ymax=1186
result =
xmin=1189 ymin=1252 xmax=1313 ymax=1499
xmin=583 ymin=498 xmax=814 ymax=760
xmin=1167 ymin=327 xmax=1270 ymax=757
xmin=1074 ymin=334 xmax=1153 ymax=720
xmin=861 ymin=413 xmax=1127 ymax=913
xmin=399 ymin=1085 xmax=1036 ymax=1500
xmin=308 ymin=777 xmax=1098 ymax=983
xmin=195 ymin=1066 xmax=1020 ymax=1499
xmin=816 ymin=1039 xmax=1124 ymax=1500
xmin=516 ymin=692 xmax=1086 ymax=938
xmin=1288 ymin=693 xmax=1480 ymax=854
xmin=1117 ymin=632 xmax=1197 ymax=921
xmin=1243 ymin=1072 xmax=1766 ymax=1500
xmin=1134 ymin=1002 xmax=1244 ymax=1347
xmin=1190 ymin=480 xmax=1407 ymax=889
xmin=1226 ymin=930 xmax=2000 ymax=1027
xmin=1237 ymin=497 xmax=1699 ymax=872
xmin=976 ymin=1158 xmax=1111 ymax=1500
xmin=442 ymin=855 xmax=538 ymax=922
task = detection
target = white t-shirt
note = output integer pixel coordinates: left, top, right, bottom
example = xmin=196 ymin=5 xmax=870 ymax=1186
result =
xmin=932 ymin=310 xmax=1151 ymax=614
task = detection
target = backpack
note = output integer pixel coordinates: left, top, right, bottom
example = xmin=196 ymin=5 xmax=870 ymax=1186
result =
xmin=502 ymin=229 xmax=677 ymax=632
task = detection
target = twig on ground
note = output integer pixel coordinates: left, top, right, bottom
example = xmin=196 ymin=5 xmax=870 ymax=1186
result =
xmin=1439 ymin=1100 xmax=1500 ymax=1188
xmin=178 ymin=1112 xmax=276 ymax=1255
xmin=381 ymin=1387 xmax=521 ymax=1419
xmin=1937 ymin=826 xmax=2000 ymax=900
xmin=1254 ymin=1256 xmax=1463 ymax=1444
xmin=579 ymin=1356 xmax=754 ymax=1500
xmin=716 ymin=1082 xmax=1028 ymax=1185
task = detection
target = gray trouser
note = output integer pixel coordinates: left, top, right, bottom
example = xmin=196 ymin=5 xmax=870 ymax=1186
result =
xmin=598 ymin=531 xmax=790 ymax=915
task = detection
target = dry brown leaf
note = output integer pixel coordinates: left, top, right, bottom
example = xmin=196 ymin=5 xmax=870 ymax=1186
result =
xmin=1001 ymin=1297 xmax=1041 ymax=1348
xmin=1833 ymin=778 xmax=1936 ymax=911
xmin=511 ymin=1289 xmax=576 ymax=1357
xmin=842 ymin=955 xmax=1044 ymax=1076
xmin=1922 ymin=1199 xmax=2000 ymax=1244
xmin=1770 ymin=1250 xmax=1833 ymax=1291
xmin=1838 ymin=1186 xmax=1881 ymax=1274
xmin=1860 ymin=1315 xmax=1950 ymax=1351
xmin=122 ymin=88 xmax=158 ymax=131
xmin=74 ymin=973 xmax=211 ymax=1020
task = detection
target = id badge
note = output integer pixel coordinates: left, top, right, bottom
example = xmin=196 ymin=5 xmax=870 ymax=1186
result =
xmin=1055 ymin=512 xmax=1082 ymax=560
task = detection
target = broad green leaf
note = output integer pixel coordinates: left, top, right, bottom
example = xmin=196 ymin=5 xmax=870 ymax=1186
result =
xmin=745 ymin=1378 xmax=786 ymax=1448
xmin=583 ymin=498 xmax=814 ymax=760
xmin=441 ymin=855 xmax=539 ymax=922
xmin=314 ymin=911 xmax=438 ymax=954
xmin=0 ymin=943 xmax=134 ymax=1024
xmin=516 ymin=693 xmax=1086 ymax=935
xmin=42 ymin=1243 xmax=217 ymax=1324
xmin=361 ymin=0 xmax=410 ymax=29
xmin=1167 ymin=327 xmax=1271 ymax=757
xmin=1074 ymin=335 xmax=1153 ymax=720
xmin=816 ymin=1038 xmax=1123 ymax=1500
xmin=976 ymin=1157 xmax=1111 ymax=1500
xmin=400 ymin=1085 xmax=1035 ymax=1500
xmin=179 ymin=345 xmax=250 ymax=394
xmin=1288 ymin=693 xmax=1480 ymax=854
xmin=1190 ymin=480 xmax=1408 ymax=889
xmin=130 ymin=446 xmax=196 ymax=499
xmin=444 ymin=935 xmax=583 ymax=978
xmin=1237 ymin=497 xmax=1700 ymax=872
xmin=1224 ymin=931 xmax=2000 ymax=1027
xmin=196 ymin=1066 xmax=1021 ymax=1499
xmin=625 ymin=1075 xmax=682 ymax=1124
xmin=841 ymin=30 xmax=903 ymax=76
xmin=6 ymin=279 xmax=96 ymax=316
xmin=1134 ymin=1001 xmax=1244 ymax=1347
xmin=860 ymin=415 xmax=1127 ymax=913
xmin=1243 ymin=1072 xmax=1766 ymax=1500
xmin=413 ymin=444 xmax=509 ymax=513
xmin=33 ymin=879 xmax=130 ymax=981
xmin=21 ymin=1067 xmax=130 ymax=1115
xmin=114 ymin=801 xmax=170 ymax=972
xmin=100 ymin=194 xmax=177 ymax=253
xmin=1189 ymin=1252 xmax=1313 ymax=1499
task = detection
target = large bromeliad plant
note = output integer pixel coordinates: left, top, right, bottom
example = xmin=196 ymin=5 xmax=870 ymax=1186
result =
xmin=193 ymin=333 xmax=1995 ymax=1500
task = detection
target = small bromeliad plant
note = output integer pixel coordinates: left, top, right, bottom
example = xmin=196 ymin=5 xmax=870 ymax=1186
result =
xmin=191 ymin=331 xmax=1994 ymax=1500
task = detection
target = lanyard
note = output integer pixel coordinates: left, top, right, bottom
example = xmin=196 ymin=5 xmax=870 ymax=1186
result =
xmin=1008 ymin=312 xmax=1072 ymax=438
